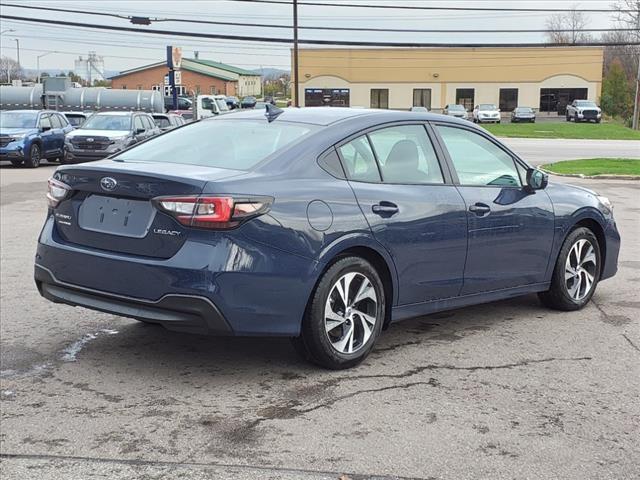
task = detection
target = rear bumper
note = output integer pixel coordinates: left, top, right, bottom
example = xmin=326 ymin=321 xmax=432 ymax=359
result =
xmin=35 ymin=215 xmax=319 ymax=336
xmin=35 ymin=264 xmax=232 ymax=335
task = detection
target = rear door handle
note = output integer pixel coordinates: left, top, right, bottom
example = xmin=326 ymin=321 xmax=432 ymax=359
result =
xmin=372 ymin=202 xmax=399 ymax=216
xmin=469 ymin=203 xmax=491 ymax=216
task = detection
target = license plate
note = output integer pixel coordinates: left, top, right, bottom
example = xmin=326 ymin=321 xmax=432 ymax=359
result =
xmin=78 ymin=195 xmax=155 ymax=238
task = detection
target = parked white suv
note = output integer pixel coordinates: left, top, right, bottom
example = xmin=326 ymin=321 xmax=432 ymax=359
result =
xmin=566 ymin=100 xmax=602 ymax=123
xmin=473 ymin=104 xmax=501 ymax=124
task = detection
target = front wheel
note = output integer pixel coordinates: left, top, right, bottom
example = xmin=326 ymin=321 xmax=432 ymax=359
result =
xmin=25 ymin=144 xmax=41 ymax=168
xmin=292 ymin=257 xmax=385 ymax=369
xmin=538 ymin=227 xmax=601 ymax=311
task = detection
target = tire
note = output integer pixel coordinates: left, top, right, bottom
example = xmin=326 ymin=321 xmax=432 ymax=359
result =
xmin=566 ymin=113 xmax=570 ymax=121
xmin=25 ymin=143 xmax=41 ymax=168
xmin=538 ymin=227 xmax=601 ymax=311
xmin=596 ymin=118 xmax=601 ymax=124
xmin=292 ymin=256 xmax=386 ymax=369
xmin=10 ymin=160 xmax=23 ymax=167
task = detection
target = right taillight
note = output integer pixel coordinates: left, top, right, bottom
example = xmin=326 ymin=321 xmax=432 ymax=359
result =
xmin=152 ymin=195 xmax=272 ymax=230
xmin=46 ymin=177 xmax=72 ymax=208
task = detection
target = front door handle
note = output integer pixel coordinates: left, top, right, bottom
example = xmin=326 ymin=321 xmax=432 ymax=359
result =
xmin=372 ymin=201 xmax=399 ymax=216
xmin=469 ymin=203 xmax=491 ymax=216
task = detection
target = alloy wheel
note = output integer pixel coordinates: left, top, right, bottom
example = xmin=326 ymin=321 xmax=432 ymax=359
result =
xmin=324 ymin=272 xmax=378 ymax=354
xmin=565 ymin=239 xmax=597 ymax=301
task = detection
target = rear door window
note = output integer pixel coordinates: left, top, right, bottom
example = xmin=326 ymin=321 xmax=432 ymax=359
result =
xmin=368 ymin=125 xmax=444 ymax=184
xmin=337 ymin=136 xmax=381 ymax=183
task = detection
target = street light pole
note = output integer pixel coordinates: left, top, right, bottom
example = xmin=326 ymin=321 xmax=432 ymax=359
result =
xmin=293 ymin=0 xmax=299 ymax=107
xmin=14 ymin=38 xmax=20 ymax=66
xmin=632 ymin=1 xmax=640 ymax=130
xmin=37 ymin=51 xmax=56 ymax=84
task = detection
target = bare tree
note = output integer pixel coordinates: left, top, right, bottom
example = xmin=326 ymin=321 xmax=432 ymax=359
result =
xmin=0 ymin=56 xmax=24 ymax=83
xmin=602 ymin=30 xmax=639 ymax=80
xmin=611 ymin=0 xmax=640 ymax=41
xmin=545 ymin=6 xmax=593 ymax=43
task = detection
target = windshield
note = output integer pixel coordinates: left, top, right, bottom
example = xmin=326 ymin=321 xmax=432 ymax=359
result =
xmin=478 ymin=104 xmax=497 ymax=110
xmin=449 ymin=105 xmax=465 ymax=111
xmin=516 ymin=107 xmax=533 ymax=112
xmin=81 ymin=115 xmax=131 ymax=131
xmin=0 ymin=111 xmax=38 ymax=129
xmin=575 ymin=100 xmax=597 ymax=108
xmin=115 ymin=119 xmax=315 ymax=170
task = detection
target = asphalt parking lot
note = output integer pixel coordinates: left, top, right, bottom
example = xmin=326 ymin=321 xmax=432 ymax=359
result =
xmin=1 ymin=158 xmax=639 ymax=479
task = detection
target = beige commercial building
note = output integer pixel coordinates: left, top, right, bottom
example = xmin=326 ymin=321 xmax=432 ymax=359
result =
xmin=294 ymin=47 xmax=603 ymax=113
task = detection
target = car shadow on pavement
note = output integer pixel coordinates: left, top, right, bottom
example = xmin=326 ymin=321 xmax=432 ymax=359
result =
xmin=58 ymin=294 xmax=547 ymax=380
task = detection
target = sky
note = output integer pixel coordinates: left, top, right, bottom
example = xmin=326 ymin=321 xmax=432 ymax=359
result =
xmin=0 ymin=0 xmax=626 ymax=74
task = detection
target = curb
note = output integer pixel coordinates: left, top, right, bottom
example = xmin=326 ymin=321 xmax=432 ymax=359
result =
xmin=539 ymin=166 xmax=640 ymax=181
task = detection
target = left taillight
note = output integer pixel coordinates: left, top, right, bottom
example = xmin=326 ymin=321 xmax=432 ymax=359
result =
xmin=152 ymin=195 xmax=272 ymax=230
xmin=47 ymin=177 xmax=72 ymax=208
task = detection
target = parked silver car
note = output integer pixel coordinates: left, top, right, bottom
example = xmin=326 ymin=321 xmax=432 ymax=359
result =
xmin=443 ymin=104 xmax=469 ymax=120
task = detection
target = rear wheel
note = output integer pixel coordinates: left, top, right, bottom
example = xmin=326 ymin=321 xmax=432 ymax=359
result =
xmin=538 ymin=227 xmax=601 ymax=311
xmin=292 ymin=257 xmax=385 ymax=369
xmin=25 ymin=144 xmax=41 ymax=168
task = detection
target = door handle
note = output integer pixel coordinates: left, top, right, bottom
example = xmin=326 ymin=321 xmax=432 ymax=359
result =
xmin=372 ymin=202 xmax=399 ymax=216
xmin=469 ymin=203 xmax=491 ymax=216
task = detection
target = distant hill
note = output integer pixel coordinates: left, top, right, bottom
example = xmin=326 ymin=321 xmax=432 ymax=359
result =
xmin=251 ymin=68 xmax=289 ymax=80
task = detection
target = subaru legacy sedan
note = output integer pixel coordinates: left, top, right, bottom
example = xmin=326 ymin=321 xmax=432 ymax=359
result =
xmin=35 ymin=108 xmax=619 ymax=369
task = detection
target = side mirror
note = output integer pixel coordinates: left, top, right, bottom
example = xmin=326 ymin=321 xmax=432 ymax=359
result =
xmin=41 ymin=126 xmax=51 ymax=132
xmin=526 ymin=168 xmax=548 ymax=191
xmin=136 ymin=128 xmax=145 ymax=134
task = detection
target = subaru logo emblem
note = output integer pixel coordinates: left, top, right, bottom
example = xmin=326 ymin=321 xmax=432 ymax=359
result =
xmin=100 ymin=177 xmax=117 ymax=191
xmin=87 ymin=138 xmax=95 ymax=142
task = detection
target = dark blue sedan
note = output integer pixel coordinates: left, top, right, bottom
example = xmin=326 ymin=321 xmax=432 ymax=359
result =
xmin=1 ymin=110 xmax=73 ymax=167
xmin=35 ymin=108 xmax=620 ymax=369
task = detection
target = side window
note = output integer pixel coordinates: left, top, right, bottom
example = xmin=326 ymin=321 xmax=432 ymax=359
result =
xmin=368 ymin=125 xmax=444 ymax=184
xmin=134 ymin=116 xmax=145 ymax=131
xmin=436 ymin=125 xmax=521 ymax=187
xmin=49 ymin=115 xmax=61 ymax=129
xmin=337 ymin=136 xmax=381 ymax=183
xmin=56 ymin=114 xmax=69 ymax=128
xmin=142 ymin=116 xmax=154 ymax=130
xmin=39 ymin=115 xmax=52 ymax=130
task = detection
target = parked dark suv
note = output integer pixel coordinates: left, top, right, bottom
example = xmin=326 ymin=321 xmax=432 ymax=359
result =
xmin=64 ymin=111 xmax=160 ymax=164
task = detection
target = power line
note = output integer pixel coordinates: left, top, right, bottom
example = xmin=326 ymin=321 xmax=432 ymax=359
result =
xmin=3 ymin=14 xmax=639 ymax=47
xmin=229 ymin=0 xmax=640 ymax=13
xmin=2 ymin=3 xmax=636 ymax=34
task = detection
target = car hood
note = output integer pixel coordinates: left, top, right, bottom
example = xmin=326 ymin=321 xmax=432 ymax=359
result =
xmin=67 ymin=129 xmax=131 ymax=139
xmin=0 ymin=128 xmax=38 ymax=136
xmin=477 ymin=110 xmax=499 ymax=114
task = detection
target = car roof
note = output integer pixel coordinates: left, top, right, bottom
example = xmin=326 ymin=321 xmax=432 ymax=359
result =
xmin=92 ymin=111 xmax=144 ymax=116
xmin=213 ymin=107 xmax=466 ymax=127
xmin=3 ymin=109 xmax=54 ymax=114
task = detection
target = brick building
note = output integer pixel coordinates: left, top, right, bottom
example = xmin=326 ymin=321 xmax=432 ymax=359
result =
xmin=110 ymin=58 xmax=262 ymax=97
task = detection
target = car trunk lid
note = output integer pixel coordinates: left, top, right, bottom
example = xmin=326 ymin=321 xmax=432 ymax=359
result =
xmin=52 ymin=160 xmax=247 ymax=258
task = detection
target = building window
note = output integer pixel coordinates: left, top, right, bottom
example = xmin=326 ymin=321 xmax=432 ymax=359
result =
xmin=210 ymin=86 xmax=218 ymax=95
xmin=136 ymin=84 xmax=143 ymax=90
xmin=151 ymin=85 xmax=161 ymax=91
xmin=305 ymin=88 xmax=350 ymax=107
xmin=539 ymin=88 xmax=588 ymax=114
xmin=413 ymin=89 xmax=432 ymax=109
xmin=370 ymin=89 xmax=389 ymax=109
xmin=121 ymin=85 xmax=127 ymax=90
xmin=455 ymin=88 xmax=474 ymax=111
xmin=499 ymin=89 xmax=518 ymax=112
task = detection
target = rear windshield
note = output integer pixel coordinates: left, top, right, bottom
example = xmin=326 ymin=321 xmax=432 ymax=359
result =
xmin=478 ymin=104 xmax=497 ymax=110
xmin=115 ymin=119 xmax=315 ymax=170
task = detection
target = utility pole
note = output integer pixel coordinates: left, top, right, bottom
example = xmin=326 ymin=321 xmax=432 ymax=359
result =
xmin=633 ymin=1 xmax=640 ymax=130
xmin=293 ymin=0 xmax=299 ymax=107
xmin=14 ymin=38 xmax=20 ymax=66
